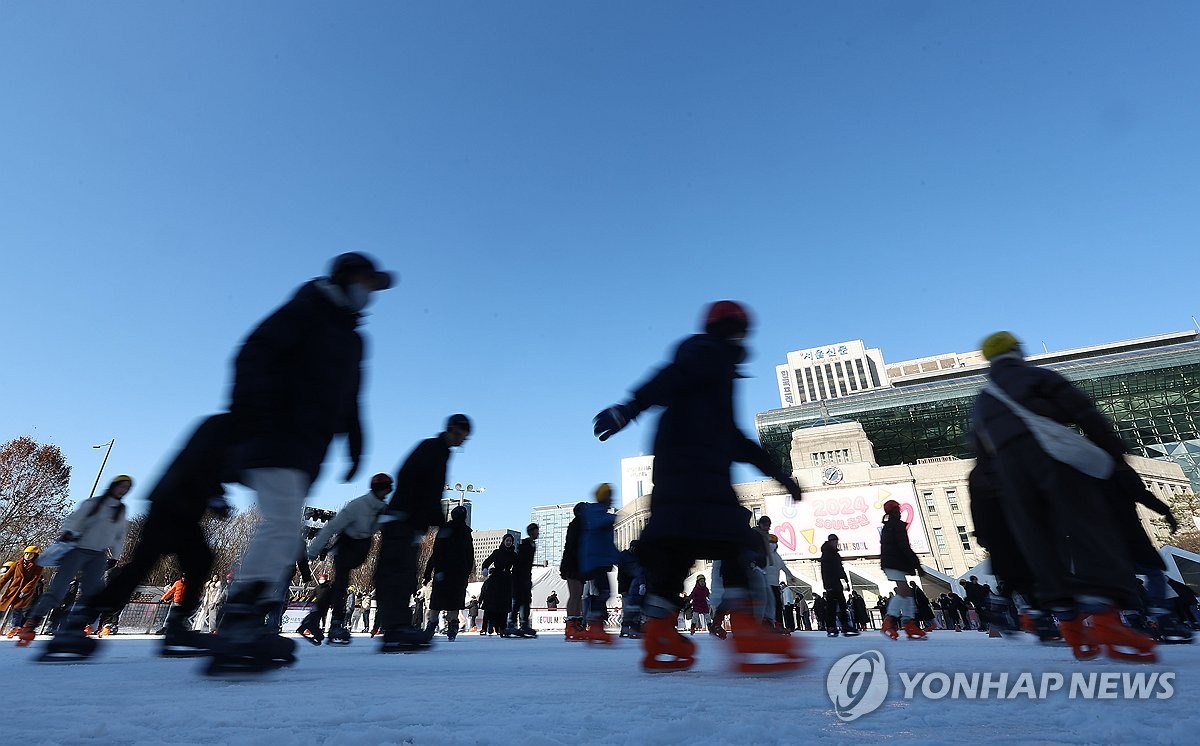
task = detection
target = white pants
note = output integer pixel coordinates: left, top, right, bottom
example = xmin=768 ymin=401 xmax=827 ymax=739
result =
xmin=237 ymin=467 xmax=310 ymax=590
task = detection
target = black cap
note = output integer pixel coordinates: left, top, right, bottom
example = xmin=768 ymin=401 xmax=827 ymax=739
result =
xmin=330 ymin=252 xmax=394 ymax=291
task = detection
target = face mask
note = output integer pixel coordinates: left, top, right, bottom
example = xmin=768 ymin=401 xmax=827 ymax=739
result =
xmin=346 ymin=283 xmax=371 ymax=311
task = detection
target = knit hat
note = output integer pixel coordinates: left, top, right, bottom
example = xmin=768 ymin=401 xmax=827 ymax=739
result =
xmin=981 ymin=331 xmax=1021 ymax=360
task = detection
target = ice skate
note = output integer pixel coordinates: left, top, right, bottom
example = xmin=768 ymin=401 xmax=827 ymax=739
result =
xmin=1058 ymin=615 xmax=1102 ymax=661
xmin=564 ymin=617 xmax=587 ymax=641
xmin=581 ymin=619 xmax=614 ymax=645
xmin=446 ymin=620 xmax=460 ymax=642
xmin=841 ymin=626 xmax=861 ymax=638
xmin=161 ymin=617 xmax=214 ymax=658
xmin=729 ymin=612 xmax=808 ymax=674
xmin=299 ymin=626 xmax=324 ymax=646
xmin=641 ymin=616 xmax=696 ymax=671
xmin=708 ymin=611 xmax=729 ymax=640
xmin=328 ymin=623 xmax=352 ymax=646
xmin=13 ymin=620 xmax=38 ymax=648
xmin=379 ymin=627 xmax=434 ymax=654
xmin=1150 ymin=613 xmax=1194 ymax=645
xmin=903 ymin=619 xmax=927 ymax=640
xmin=204 ymin=586 xmax=297 ymax=675
xmin=37 ymin=628 xmax=98 ymax=662
xmin=1085 ymin=609 xmax=1158 ymax=663
xmin=98 ymin=625 xmax=113 ymax=638
xmin=881 ymin=616 xmax=900 ymax=640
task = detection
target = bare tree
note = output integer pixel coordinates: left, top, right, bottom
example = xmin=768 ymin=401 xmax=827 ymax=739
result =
xmin=0 ymin=436 xmax=72 ymax=558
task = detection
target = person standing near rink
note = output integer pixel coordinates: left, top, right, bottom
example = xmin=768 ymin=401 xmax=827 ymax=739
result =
xmin=971 ymin=331 xmax=1157 ymax=663
xmin=593 ymin=300 xmax=807 ymax=673
xmin=209 ymin=252 xmax=394 ymax=675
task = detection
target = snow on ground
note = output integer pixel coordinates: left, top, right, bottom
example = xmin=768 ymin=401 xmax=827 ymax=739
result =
xmin=4 ymin=630 xmax=1197 ymax=745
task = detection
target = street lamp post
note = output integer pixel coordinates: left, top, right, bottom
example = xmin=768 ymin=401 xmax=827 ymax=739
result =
xmin=89 ymin=438 xmax=116 ymax=499
xmin=444 ymin=482 xmax=485 ymax=506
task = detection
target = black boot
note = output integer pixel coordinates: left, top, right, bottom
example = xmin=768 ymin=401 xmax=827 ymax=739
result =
xmin=447 ymin=619 xmax=460 ymax=642
xmin=162 ymin=615 xmax=213 ymax=658
xmin=205 ymin=582 xmax=297 ymax=675
xmin=37 ymin=608 xmax=103 ymax=662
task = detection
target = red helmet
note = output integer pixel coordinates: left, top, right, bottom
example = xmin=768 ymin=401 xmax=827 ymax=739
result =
xmin=370 ymin=473 xmax=394 ymax=490
xmin=703 ymin=300 xmax=751 ymax=337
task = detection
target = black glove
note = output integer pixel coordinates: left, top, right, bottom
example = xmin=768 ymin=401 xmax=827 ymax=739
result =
xmin=106 ymin=558 xmax=118 ymax=570
xmin=784 ymin=479 xmax=803 ymax=503
xmin=344 ymin=456 xmax=360 ymax=483
xmin=593 ymin=404 xmax=634 ymax=442
xmin=1165 ymin=511 xmax=1180 ymax=534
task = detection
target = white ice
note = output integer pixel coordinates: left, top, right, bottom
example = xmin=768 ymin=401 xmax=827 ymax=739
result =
xmin=4 ymin=629 xmax=1196 ymax=745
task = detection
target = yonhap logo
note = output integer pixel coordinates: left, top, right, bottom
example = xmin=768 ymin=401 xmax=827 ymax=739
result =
xmin=827 ymin=650 xmax=889 ymax=721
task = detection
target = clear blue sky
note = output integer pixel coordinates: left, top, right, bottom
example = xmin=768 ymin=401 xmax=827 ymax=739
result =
xmin=3 ymin=3 xmax=1198 ymax=533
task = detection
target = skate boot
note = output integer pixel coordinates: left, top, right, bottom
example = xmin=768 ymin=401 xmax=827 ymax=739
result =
xmin=581 ymin=617 xmax=614 ymax=645
xmin=328 ymin=622 xmax=352 ymax=646
xmin=903 ymin=619 xmax=927 ymax=640
xmin=446 ymin=619 xmax=460 ymax=642
xmin=205 ymin=583 xmax=297 ymax=675
xmin=13 ymin=618 xmax=40 ymax=648
xmin=98 ymin=625 xmax=113 ymax=638
xmin=641 ymin=616 xmax=696 ymax=671
xmin=708 ymin=610 xmax=729 ymax=640
xmin=826 ymin=628 xmax=839 ymax=638
xmin=881 ymin=616 xmax=900 ymax=640
xmin=728 ymin=611 xmax=808 ymax=673
xmin=379 ymin=626 xmax=435 ymax=654
xmin=841 ymin=626 xmax=861 ymax=638
xmin=299 ymin=626 xmax=325 ymax=646
xmin=1031 ymin=612 xmax=1064 ymax=645
xmin=1150 ymin=612 xmax=1194 ymax=645
xmin=564 ymin=617 xmax=587 ymax=641
xmin=161 ymin=617 xmax=214 ymax=658
xmin=37 ymin=626 xmax=99 ymax=662
xmin=1086 ymin=609 xmax=1158 ymax=663
xmin=1057 ymin=614 xmax=1102 ymax=661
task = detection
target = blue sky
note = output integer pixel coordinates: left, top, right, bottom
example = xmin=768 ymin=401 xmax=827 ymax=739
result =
xmin=3 ymin=2 xmax=1198 ymax=533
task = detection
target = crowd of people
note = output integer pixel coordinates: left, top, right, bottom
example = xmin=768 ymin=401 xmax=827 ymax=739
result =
xmin=2 ymin=266 xmax=1198 ymax=677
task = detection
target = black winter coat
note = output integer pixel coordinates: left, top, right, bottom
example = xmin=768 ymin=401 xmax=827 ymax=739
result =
xmin=481 ymin=546 xmax=516 ymax=613
xmin=627 ymin=334 xmax=795 ymax=545
xmin=230 ymin=280 xmax=364 ymax=481
xmin=1105 ymin=465 xmax=1169 ymax=570
xmin=559 ymin=517 xmax=582 ymax=580
xmin=512 ymin=538 xmax=536 ymax=592
xmin=389 ymin=436 xmax=452 ymax=530
xmin=425 ymin=516 xmax=474 ymax=610
xmin=967 ymin=449 xmax=1035 ymax=594
xmin=819 ymin=539 xmax=846 ymax=588
xmin=879 ymin=515 xmax=920 ymax=574
xmin=146 ymin=413 xmax=236 ymax=523
xmin=973 ymin=357 xmax=1126 ymax=458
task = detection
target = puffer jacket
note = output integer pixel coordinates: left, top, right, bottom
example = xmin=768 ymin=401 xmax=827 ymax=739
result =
xmin=61 ymin=492 xmax=128 ymax=557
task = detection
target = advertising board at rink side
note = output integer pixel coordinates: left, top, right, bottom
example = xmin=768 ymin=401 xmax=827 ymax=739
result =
xmin=761 ymin=482 xmax=931 ymax=559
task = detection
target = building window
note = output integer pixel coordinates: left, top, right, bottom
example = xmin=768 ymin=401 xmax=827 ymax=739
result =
xmin=946 ymin=488 xmax=960 ymax=513
xmin=956 ymin=525 xmax=971 ymax=551
xmin=934 ymin=528 xmax=948 ymax=553
xmin=922 ymin=491 xmax=936 ymax=513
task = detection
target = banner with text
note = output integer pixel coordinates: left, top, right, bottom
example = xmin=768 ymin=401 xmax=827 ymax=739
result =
xmin=762 ymin=482 xmax=930 ymax=560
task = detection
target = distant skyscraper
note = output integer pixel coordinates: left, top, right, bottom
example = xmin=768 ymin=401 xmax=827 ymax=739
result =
xmin=529 ymin=503 xmax=576 ymax=568
xmin=621 ymin=455 xmax=654 ymax=506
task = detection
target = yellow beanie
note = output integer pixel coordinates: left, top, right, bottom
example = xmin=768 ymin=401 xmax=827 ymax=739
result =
xmin=981 ymin=331 xmax=1020 ymax=360
xmin=594 ymin=483 xmax=613 ymax=504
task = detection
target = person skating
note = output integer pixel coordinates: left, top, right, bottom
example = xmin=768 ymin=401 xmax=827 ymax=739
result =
xmin=878 ymin=499 xmax=924 ymax=640
xmin=559 ymin=502 xmax=587 ymax=641
xmin=972 ymin=331 xmax=1156 ymax=663
xmin=578 ymin=484 xmax=620 ymax=644
xmin=819 ymin=535 xmax=858 ymax=637
xmin=686 ymin=575 xmax=711 ymax=635
xmin=14 ymin=475 xmax=131 ymax=648
xmin=210 ymin=252 xmax=393 ymax=674
xmin=422 ymin=504 xmax=474 ymax=642
xmin=617 ymin=542 xmax=645 ymax=638
xmin=296 ymin=574 xmax=333 ymax=645
xmin=507 ymin=523 xmax=539 ymax=637
xmin=0 ymin=546 xmax=43 ymax=634
xmin=592 ymin=300 xmax=807 ymax=673
xmin=374 ymin=414 xmax=471 ymax=653
xmin=765 ymin=533 xmax=803 ymax=632
xmin=481 ymin=534 xmax=516 ymax=637
xmin=305 ymin=472 xmax=393 ymax=645
xmin=43 ymin=414 xmax=244 ymax=662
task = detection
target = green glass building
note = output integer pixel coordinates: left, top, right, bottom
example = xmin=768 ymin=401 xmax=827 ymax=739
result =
xmin=756 ymin=331 xmax=1200 ymax=491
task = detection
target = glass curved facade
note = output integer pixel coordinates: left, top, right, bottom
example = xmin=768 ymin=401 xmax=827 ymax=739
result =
xmin=756 ymin=339 xmax=1200 ymax=491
